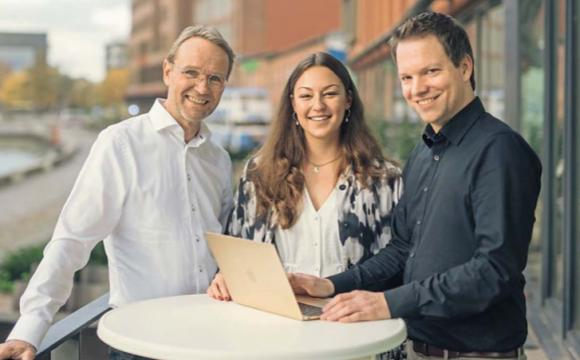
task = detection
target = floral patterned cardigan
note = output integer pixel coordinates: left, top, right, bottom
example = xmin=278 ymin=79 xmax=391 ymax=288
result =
xmin=226 ymin=158 xmax=404 ymax=272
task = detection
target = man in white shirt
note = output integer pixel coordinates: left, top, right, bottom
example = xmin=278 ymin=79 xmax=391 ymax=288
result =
xmin=0 ymin=25 xmax=235 ymax=360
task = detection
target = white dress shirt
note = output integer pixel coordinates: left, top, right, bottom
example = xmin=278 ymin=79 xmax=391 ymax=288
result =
xmin=275 ymin=187 xmax=345 ymax=278
xmin=8 ymin=99 xmax=233 ymax=349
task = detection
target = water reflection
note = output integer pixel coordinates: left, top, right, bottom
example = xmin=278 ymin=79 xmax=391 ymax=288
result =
xmin=0 ymin=149 xmax=41 ymax=177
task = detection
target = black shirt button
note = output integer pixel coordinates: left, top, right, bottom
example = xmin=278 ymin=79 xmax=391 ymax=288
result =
xmin=339 ymin=184 xmax=346 ymax=191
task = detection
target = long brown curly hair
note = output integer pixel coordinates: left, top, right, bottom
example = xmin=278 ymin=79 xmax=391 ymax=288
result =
xmin=250 ymin=52 xmax=393 ymax=229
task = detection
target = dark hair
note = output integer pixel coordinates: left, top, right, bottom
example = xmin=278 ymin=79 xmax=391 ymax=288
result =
xmin=250 ymin=52 xmax=395 ymax=229
xmin=389 ymin=11 xmax=476 ymax=90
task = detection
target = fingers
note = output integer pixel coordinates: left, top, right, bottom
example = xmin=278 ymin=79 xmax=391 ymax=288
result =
xmin=287 ymin=273 xmax=334 ymax=298
xmin=214 ymin=274 xmax=231 ymax=301
xmin=320 ymin=291 xmax=390 ymax=322
xmin=287 ymin=273 xmax=308 ymax=295
xmin=21 ymin=347 xmax=36 ymax=360
xmin=321 ymin=293 xmax=358 ymax=321
xmin=0 ymin=341 xmax=36 ymax=360
xmin=207 ymin=273 xmax=230 ymax=301
xmin=323 ymin=292 xmax=355 ymax=313
xmin=0 ymin=343 xmax=11 ymax=358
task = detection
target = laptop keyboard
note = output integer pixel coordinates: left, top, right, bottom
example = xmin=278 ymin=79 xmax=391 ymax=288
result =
xmin=298 ymin=302 xmax=323 ymax=317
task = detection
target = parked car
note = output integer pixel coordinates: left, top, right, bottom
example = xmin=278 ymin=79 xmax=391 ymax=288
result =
xmin=206 ymin=87 xmax=272 ymax=153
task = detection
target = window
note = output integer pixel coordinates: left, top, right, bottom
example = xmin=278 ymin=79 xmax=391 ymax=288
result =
xmin=478 ymin=5 xmax=505 ymax=120
xmin=519 ymin=0 xmax=545 ymax=294
xmin=549 ymin=0 xmax=566 ymax=302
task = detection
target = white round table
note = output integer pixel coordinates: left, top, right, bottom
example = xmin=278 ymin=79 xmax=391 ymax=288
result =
xmin=97 ymin=294 xmax=406 ymax=360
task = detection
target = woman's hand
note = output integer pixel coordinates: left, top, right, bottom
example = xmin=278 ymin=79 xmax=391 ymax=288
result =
xmin=207 ymin=272 xmax=231 ymax=301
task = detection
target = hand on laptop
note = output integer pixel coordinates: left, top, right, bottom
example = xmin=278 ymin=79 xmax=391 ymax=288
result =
xmin=320 ymin=290 xmax=391 ymax=322
xmin=287 ymin=273 xmax=335 ymax=298
xmin=207 ymin=272 xmax=231 ymax=301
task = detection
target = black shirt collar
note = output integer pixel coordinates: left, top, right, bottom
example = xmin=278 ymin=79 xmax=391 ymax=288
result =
xmin=422 ymin=97 xmax=485 ymax=148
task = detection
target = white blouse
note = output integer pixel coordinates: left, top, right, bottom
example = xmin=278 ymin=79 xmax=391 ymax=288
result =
xmin=275 ymin=186 xmax=347 ymax=278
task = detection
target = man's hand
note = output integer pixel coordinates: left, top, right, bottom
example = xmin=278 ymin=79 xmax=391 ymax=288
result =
xmin=287 ymin=273 xmax=334 ymax=298
xmin=207 ymin=272 xmax=231 ymax=301
xmin=0 ymin=340 xmax=36 ymax=360
xmin=321 ymin=290 xmax=391 ymax=322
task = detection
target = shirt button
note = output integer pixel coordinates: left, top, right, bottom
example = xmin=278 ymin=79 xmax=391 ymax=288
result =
xmin=199 ymin=266 xmax=204 ymax=273
xmin=314 ymin=242 xmax=318 ymax=247
xmin=191 ymin=205 xmax=196 ymax=212
xmin=433 ymin=155 xmax=440 ymax=161
xmin=314 ymin=215 xmax=319 ymax=221
xmin=195 ymin=235 xmax=200 ymax=242
xmin=416 ymin=220 xmax=422 ymax=225
xmin=187 ymin=174 xmax=192 ymax=182
xmin=339 ymin=184 xmax=346 ymax=191
xmin=409 ymin=252 xmax=416 ymax=258
xmin=423 ymin=186 xmax=428 ymax=192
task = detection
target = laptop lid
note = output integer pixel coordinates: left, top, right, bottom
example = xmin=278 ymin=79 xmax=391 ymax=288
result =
xmin=206 ymin=232 xmax=307 ymax=320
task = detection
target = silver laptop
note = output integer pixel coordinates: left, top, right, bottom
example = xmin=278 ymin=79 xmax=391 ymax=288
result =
xmin=206 ymin=232 xmax=328 ymax=320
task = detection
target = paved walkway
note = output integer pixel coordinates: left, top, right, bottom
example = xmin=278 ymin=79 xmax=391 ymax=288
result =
xmin=0 ymin=126 xmax=97 ymax=257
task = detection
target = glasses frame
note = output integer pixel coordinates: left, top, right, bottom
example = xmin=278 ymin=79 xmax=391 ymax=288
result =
xmin=170 ymin=62 xmax=227 ymax=90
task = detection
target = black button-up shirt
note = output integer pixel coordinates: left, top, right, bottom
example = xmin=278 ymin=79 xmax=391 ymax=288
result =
xmin=329 ymin=97 xmax=542 ymax=352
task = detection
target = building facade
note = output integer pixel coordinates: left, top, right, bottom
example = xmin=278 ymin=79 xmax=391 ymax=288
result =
xmin=105 ymin=42 xmax=129 ymax=71
xmin=126 ymin=0 xmax=193 ymax=113
xmin=126 ymin=0 xmax=342 ymax=114
xmin=0 ymin=32 xmax=47 ymax=72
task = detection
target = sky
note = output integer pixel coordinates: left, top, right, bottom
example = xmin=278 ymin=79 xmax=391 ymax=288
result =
xmin=0 ymin=0 xmax=130 ymax=82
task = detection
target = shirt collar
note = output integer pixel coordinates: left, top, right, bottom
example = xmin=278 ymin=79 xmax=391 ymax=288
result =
xmin=148 ymin=98 xmax=213 ymax=146
xmin=422 ymin=97 xmax=485 ymax=147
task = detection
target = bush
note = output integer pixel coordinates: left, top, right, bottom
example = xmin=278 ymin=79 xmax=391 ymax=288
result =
xmin=0 ymin=270 xmax=14 ymax=293
xmin=0 ymin=241 xmax=109 ymax=292
xmin=88 ymin=242 xmax=108 ymax=266
xmin=0 ymin=244 xmax=44 ymax=281
xmin=368 ymin=117 xmax=423 ymax=163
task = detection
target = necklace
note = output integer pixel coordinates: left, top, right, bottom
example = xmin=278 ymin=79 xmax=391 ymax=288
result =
xmin=307 ymin=154 xmax=342 ymax=173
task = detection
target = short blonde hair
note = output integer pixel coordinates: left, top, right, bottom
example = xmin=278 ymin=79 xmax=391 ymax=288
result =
xmin=166 ymin=25 xmax=235 ymax=79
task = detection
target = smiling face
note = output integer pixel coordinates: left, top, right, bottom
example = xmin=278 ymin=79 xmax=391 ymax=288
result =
xmin=291 ymin=66 xmax=351 ymax=143
xmin=162 ymin=37 xmax=229 ymax=128
xmin=396 ymin=34 xmax=474 ymax=132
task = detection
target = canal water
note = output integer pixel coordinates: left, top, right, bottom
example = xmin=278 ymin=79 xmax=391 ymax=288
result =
xmin=0 ymin=149 xmax=42 ymax=177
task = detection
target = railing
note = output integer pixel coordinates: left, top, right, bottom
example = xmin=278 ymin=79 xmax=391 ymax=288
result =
xmin=36 ymin=293 xmax=110 ymax=360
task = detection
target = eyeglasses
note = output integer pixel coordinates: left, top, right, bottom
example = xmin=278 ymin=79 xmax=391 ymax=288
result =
xmin=171 ymin=63 xmax=227 ymax=90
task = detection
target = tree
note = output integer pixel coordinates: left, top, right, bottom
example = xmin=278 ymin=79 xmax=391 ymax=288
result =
xmin=69 ymin=79 xmax=97 ymax=109
xmin=98 ymin=68 xmax=129 ymax=106
xmin=27 ymin=63 xmax=60 ymax=110
xmin=0 ymin=70 xmax=32 ymax=110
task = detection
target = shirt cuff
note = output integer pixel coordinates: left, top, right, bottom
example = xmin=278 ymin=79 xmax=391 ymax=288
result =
xmin=6 ymin=314 xmax=51 ymax=350
xmin=327 ymin=269 xmax=358 ymax=295
xmin=385 ymin=283 xmax=419 ymax=318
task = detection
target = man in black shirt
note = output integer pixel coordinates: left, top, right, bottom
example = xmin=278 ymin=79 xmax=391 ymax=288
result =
xmin=289 ymin=11 xmax=541 ymax=359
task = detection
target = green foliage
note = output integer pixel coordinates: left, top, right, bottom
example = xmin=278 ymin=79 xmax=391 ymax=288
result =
xmin=0 ymin=241 xmax=108 ymax=292
xmin=368 ymin=117 xmax=423 ymax=164
xmin=0 ymin=244 xmax=45 ymax=281
xmin=0 ymin=270 xmax=14 ymax=293
xmin=88 ymin=242 xmax=108 ymax=266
